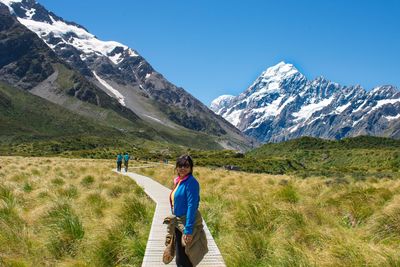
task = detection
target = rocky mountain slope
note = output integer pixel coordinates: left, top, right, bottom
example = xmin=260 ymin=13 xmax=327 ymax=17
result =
xmin=0 ymin=0 xmax=252 ymax=150
xmin=211 ymin=62 xmax=400 ymax=143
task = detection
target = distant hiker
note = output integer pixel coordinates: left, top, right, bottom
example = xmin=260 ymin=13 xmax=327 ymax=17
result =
xmin=123 ymin=152 xmax=130 ymax=172
xmin=116 ymin=153 xmax=123 ymax=172
xmin=163 ymin=155 xmax=208 ymax=266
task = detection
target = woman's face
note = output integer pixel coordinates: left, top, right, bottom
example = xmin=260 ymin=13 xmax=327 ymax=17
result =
xmin=177 ymin=161 xmax=191 ymax=177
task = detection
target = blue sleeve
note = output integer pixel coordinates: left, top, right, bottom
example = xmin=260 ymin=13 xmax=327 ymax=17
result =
xmin=184 ymin=178 xmax=200 ymax=235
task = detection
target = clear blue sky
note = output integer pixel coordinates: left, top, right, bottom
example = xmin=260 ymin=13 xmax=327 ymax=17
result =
xmin=38 ymin=0 xmax=400 ymax=105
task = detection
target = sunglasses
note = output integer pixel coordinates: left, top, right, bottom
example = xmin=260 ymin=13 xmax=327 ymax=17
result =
xmin=177 ymin=164 xmax=190 ymax=168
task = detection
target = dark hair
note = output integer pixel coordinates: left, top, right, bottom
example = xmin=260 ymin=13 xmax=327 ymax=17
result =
xmin=175 ymin=154 xmax=194 ymax=172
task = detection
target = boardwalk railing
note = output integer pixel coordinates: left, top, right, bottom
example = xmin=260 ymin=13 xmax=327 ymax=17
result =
xmin=115 ymin=170 xmax=226 ymax=267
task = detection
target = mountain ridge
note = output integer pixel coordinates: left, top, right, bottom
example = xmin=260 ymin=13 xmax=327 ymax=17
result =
xmin=0 ymin=0 xmax=253 ymax=151
xmin=211 ymin=61 xmax=400 ymax=143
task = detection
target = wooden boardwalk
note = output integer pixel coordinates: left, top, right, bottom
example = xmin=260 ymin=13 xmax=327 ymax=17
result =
xmin=115 ymin=169 xmax=226 ymax=267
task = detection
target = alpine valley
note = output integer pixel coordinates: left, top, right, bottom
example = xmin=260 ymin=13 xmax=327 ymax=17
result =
xmin=211 ymin=62 xmax=400 ymax=143
xmin=0 ymin=0 xmax=252 ymax=154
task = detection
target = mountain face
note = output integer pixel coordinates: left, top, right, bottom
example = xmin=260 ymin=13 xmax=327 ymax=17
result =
xmin=0 ymin=1 xmax=145 ymax=127
xmin=210 ymin=62 xmax=400 ymax=143
xmin=0 ymin=2 xmax=56 ymax=89
xmin=1 ymin=0 xmax=252 ymax=150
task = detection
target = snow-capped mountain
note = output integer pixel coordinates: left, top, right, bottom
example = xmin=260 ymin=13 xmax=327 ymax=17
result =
xmin=0 ymin=0 xmax=252 ymax=150
xmin=210 ymin=61 xmax=400 ymax=142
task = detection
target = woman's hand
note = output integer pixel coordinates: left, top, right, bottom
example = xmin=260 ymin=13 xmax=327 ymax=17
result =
xmin=183 ymin=234 xmax=193 ymax=245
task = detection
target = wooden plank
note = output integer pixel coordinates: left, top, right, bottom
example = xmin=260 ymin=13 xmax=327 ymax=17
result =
xmin=115 ymin=170 xmax=226 ymax=267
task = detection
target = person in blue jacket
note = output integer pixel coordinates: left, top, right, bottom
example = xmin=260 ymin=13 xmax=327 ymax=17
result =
xmin=116 ymin=153 xmax=123 ymax=172
xmin=169 ymin=155 xmax=200 ymax=267
xmin=123 ymin=152 xmax=130 ymax=172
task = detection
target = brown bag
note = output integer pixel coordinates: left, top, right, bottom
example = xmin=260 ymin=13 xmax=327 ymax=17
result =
xmin=162 ymin=232 xmax=175 ymax=264
xmin=163 ymin=216 xmax=177 ymax=264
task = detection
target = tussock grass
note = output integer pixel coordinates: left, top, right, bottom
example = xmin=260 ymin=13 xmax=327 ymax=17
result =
xmin=370 ymin=195 xmax=400 ymax=243
xmin=137 ymin=163 xmax=400 ymax=267
xmin=43 ymin=202 xmax=85 ymax=258
xmin=80 ymin=175 xmax=95 ymax=187
xmin=0 ymin=156 xmax=154 ymax=266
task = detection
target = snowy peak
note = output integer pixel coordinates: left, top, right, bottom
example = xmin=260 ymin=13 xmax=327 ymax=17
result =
xmin=369 ymin=85 xmax=399 ymax=99
xmin=211 ymin=62 xmax=400 ymax=143
xmin=0 ymin=0 xmax=252 ymax=149
xmin=261 ymin=61 xmax=300 ymax=80
xmin=210 ymin=94 xmax=235 ymax=115
xmin=0 ymin=0 xmax=22 ymax=14
xmin=1 ymin=0 xmax=23 ymax=9
xmin=244 ymin=61 xmax=306 ymax=98
xmin=1 ymin=0 xmax=138 ymax=67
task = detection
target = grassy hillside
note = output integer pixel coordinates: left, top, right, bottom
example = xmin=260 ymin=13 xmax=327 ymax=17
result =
xmin=247 ymin=136 xmax=400 ymax=179
xmin=182 ymin=136 xmax=400 ymax=178
xmin=0 ymin=82 xmax=225 ymax=156
xmin=0 ymin=82 xmax=120 ymax=139
xmin=137 ymin=164 xmax=400 ymax=267
xmin=0 ymin=156 xmax=154 ymax=266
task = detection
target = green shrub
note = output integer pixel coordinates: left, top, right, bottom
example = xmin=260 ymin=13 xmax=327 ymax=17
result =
xmin=22 ymin=182 xmax=33 ymax=193
xmin=371 ymin=205 xmax=400 ymax=242
xmin=0 ymin=185 xmax=18 ymax=218
xmin=93 ymin=229 xmax=144 ymax=267
xmin=51 ymin=178 xmax=65 ymax=186
xmin=43 ymin=202 xmax=85 ymax=258
xmin=0 ymin=185 xmax=25 ymax=236
xmin=331 ymin=242 xmax=367 ymax=266
xmin=86 ymin=193 xmax=108 ymax=216
xmin=31 ymin=169 xmax=40 ymax=176
xmin=0 ymin=258 xmax=29 ymax=267
xmin=80 ymin=175 xmax=95 ymax=187
xmin=117 ymin=196 xmax=151 ymax=237
xmin=276 ymin=184 xmax=299 ymax=203
xmin=107 ymin=185 xmax=123 ymax=198
xmin=57 ymin=185 xmax=78 ymax=199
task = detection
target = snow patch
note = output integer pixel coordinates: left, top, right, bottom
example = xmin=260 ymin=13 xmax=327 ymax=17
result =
xmin=127 ymin=48 xmax=138 ymax=57
xmin=210 ymin=95 xmax=235 ymax=114
xmin=16 ymin=15 xmax=138 ymax=61
xmin=385 ymin=114 xmax=400 ymax=121
xmin=225 ymin=108 xmax=243 ymax=128
xmin=368 ymin=98 xmax=400 ymax=114
xmin=211 ymin=95 xmax=235 ymax=106
xmin=108 ymin=53 xmax=123 ymax=65
xmin=244 ymin=61 xmax=302 ymax=99
xmin=248 ymin=96 xmax=284 ymax=129
xmin=25 ymin=8 xmax=36 ymax=19
xmin=278 ymin=96 xmax=295 ymax=112
xmin=261 ymin=62 xmax=299 ymax=80
xmin=0 ymin=0 xmax=23 ymax=13
xmin=370 ymin=86 xmax=383 ymax=94
xmin=336 ymin=102 xmax=351 ymax=113
xmin=352 ymin=116 xmax=364 ymax=127
xmin=250 ymin=81 xmax=280 ymax=100
xmin=293 ymin=96 xmax=334 ymax=122
xmin=144 ymin=114 xmax=162 ymax=123
xmin=80 ymin=54 xmax=87 ymax=61
xmin=0 ymin=0 xmax=23 ymax=4
xmin=93 ymin=72 xmax=126 ymax=106
xmin=289 ymin=124 xmax=300 ymax=133
xmin=352 ymin=100 xmax=367 ymax=113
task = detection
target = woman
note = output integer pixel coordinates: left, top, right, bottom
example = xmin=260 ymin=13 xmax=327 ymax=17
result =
xmin=169 ymin=155 xmax=207 ymax=267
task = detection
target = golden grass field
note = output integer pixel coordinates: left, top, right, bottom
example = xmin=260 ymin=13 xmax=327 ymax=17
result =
xmin=137 ymin=164 xmax=400 ymax=267
xmin=0 ymin=156 xmax=154 ymax=266
xmin=1 ymin=156 xmax=400 ymax=266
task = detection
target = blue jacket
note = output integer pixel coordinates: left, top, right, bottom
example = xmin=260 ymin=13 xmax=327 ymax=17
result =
xmin=117 ymin=154 xmax=123 ymax=162
xmin=172 ymin=174 xmax=200 ymax=235
xmin=124 ymin=154 xmax=130 ymax=162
